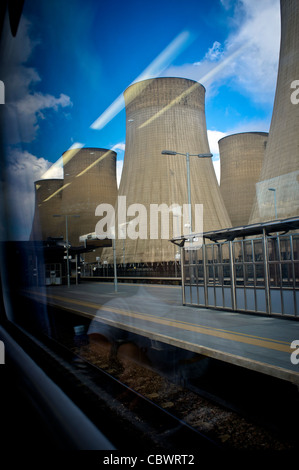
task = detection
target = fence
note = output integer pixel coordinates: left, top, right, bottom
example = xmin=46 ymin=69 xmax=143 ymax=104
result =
xmin=181 ymin=228 xmax=299 ymax=318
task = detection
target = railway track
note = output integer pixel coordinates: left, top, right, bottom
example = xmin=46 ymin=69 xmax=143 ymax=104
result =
xmin=6 ymin=318 xmax=220 ymax=452
xmin=10 ymin=296 xmax=299 ymax=452
xmin=76 ymin=342 xmax=297 ymax=452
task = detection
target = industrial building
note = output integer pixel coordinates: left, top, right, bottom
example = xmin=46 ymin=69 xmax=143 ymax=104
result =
xmin=29 ymin=0 xmax=299 ymax=279
xmin=103 ymin=77 xmax=231 ymax=265
xmin=219 ymin=132 xmax=268 ymax=227
xmin=60 ymin=147 xmax=117 ymax=254
xmin=30 ymin=147 xmax=118 ymax=275
xmin=30 ymin=178 xmax=64 ymax=241
xmin=249 ymin=0 xmax=299 ymax=223
xmin=173 ymin=0 xmax=299 ymax=319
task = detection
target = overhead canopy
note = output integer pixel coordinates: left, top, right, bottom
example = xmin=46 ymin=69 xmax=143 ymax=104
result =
xmin=170 ymin=216 xmax=299 ymax=245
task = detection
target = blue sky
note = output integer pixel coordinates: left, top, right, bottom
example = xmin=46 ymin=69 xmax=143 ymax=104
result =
xmin=0 ymin=0 xmax=281 ymax=239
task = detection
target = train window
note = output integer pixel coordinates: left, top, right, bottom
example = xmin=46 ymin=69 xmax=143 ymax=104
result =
xmin=0 ymin=0 xmax=298 ymax=459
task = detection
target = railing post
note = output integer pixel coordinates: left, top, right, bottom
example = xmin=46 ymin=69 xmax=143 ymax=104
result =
xmin=181 ymin=246 xmax=186 ymax=305
xmin=290 ymin=235 xmax=297 ymax=316
xmin=263 ymin=228 xmax=271 ymax=315
xmin=202 ymin=238 xmax=208 ymax=307
xmin=229 ymin=240 xmax=236 ymax=311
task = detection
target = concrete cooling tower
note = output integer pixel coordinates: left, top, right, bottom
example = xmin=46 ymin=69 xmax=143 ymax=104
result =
xmin=219 ymin=132 xmax=268 ymax=227
xmin=249 ymin=0 xmax=299 ymax=223
xmin=107 ymin=77 xmax=231 ymax=264
xmin=30 ymin=178 xmax=64 ymax=241
xmin=60 ymin=147 xmax=118 ymax=251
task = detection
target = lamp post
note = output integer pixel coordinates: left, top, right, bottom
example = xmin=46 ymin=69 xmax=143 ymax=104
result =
xmin=162 ymin=150 xmax=212 ymax=285
xmin=161 ymin=150 xmax=213 ymax=234
xmin=268 ymin=188 xmax=278 ymax=220
xmin=53 ymin=214 xmax=80 ymax=287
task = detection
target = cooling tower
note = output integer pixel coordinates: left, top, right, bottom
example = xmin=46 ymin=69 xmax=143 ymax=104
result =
xmin=30 ymin=178 xmax=64 ymax=241
xmin=60 ymin=147 xmax=118 ymax=254
xmin=107 ymin=77 xmax=231 ymax=264
xmin=249 ymin=0 xmax=299 ymax=223
xmin=219 ymin=132 xmax=268 ymax=227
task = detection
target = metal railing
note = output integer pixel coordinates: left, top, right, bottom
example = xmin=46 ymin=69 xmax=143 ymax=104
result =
xmin=182 ymin=232 xmax=299 ymax=318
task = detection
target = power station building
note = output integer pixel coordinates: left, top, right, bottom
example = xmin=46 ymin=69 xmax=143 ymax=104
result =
xmin=30 ymin=147 xmax=118 ymax=263
xmin=60 ymin=147 xmax=117 ymax=249
xmin=249 ymin=0 xmax=299 ymax=223
xmin=104 ymin=77 xmax=231 ymax=264
xmin=30 ymin=178 xmax=64 ymax=241
xmin=25 ymin=0 xmax=299 ymax=303
xmin=219 ymin=132 xmax=268 ymax=227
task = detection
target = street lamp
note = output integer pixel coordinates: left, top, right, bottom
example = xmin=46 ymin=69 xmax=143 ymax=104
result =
xmin=268 ymin=188 xmax=278 ymax=220
xmin=161 ymin=150 xmax=213 ymax=233
xmin=53 ymin=214 xmax=80 ymax=287
xmin=162 ymin=150 xmax=212 ymax=284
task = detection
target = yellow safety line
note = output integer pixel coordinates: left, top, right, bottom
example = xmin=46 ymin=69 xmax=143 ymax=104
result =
xmin=27 ymin=290 xmax=293 ymax=354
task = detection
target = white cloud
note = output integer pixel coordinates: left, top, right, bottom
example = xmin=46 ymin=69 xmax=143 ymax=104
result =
xmin=41 ymin=163 xmax=64 ymax=180
xmin=111 ymin=142 xmax=126 ymax=187
xmin=1 ymin=148 xmax=53 ymax=240
xmin=208 ymin=129 xmax=227 ymax=156
xmin=219 ymin=117 xmax=270 ymax=136
xmin=220 ymin=0 xmax=234 ymax=9
xmin=0 ymin=15 xmax=73 ymax=240
xmin=117 ymin=159 xmax=124 ymax=188
xmin=223 ymin=0 xmax=281 ymax=101
xmin=213 ymin=159 xmax=221 ymax=184
xmin=41 ymin=142 xmax=84 ymax=180
xmin=161 ymin=0 xmax=280 ymax=104
xmin=208 ymin=130 xmax=227 ymax=184
xmin=112 ymin=142 xmax=126 ymax=152
xmin=5 ymin=148 xmax=51 ymax=181
xmin=111 ymin=142 xmax=126 ymax=188
xmin=0 ymin=16 xmax=73 ymax=145
xmin=204 ymin=41 xmax=224 ymax=62
xmin=160 ymin=1 xmax=278 ymax=189
xmin=5 ymin=92 xmax=72 ymax=144
xmin=15 ymin=92 xmax=71 ymax=117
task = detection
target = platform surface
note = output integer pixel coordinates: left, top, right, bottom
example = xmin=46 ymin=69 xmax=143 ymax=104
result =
xmin=25 ymin=282 xmax=299 ymax=385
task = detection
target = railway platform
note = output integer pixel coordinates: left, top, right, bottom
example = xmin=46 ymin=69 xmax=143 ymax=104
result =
xmin=25 ymin=282 xmax=299 ymax=386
